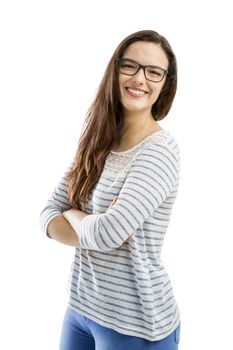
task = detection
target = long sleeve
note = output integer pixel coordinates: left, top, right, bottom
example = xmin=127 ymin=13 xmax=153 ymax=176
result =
xmin=79 ymin=142 xmax=180 ymax=252
xmin=39 ymin=168 xmax=72 ymax=235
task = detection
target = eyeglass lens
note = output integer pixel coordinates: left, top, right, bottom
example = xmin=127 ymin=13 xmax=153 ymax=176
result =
xmin=119 ymin=59 xmax=166 ymax=82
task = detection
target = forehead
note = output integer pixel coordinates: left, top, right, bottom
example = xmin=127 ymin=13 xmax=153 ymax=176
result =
xmin=122 ymin=41 xmax=169 ymax=68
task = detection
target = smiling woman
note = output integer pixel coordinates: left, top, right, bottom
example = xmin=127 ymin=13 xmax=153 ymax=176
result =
xmin=40 ymin=29 xmax=180 ymax=350
xmin=117 ymin=41 xmax=169 ymax=134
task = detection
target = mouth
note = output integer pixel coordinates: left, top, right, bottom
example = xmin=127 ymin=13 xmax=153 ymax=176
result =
xmin=125 ymin=87 xmax=148 ymax=97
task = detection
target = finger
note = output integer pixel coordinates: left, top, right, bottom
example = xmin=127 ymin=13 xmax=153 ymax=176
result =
xmin=125 ymin=235 xmax=134 ymax=242
xmin=110 ymin=197 xmax=117 ymax=206
xmin=106 ymin=197 xmax=117 ymax=211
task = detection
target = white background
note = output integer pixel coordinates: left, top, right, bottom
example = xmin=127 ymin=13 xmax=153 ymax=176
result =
xmin=0 ymin=0 xmax=232 ymax=349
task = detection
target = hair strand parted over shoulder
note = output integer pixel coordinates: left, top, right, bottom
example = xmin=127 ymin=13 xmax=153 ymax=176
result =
xmin=66 ymin=30 xmax=177 ymax=209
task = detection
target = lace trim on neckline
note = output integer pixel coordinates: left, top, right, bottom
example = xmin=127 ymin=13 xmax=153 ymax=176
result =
xmin=104 ymin=130 xmax=168 ymax=174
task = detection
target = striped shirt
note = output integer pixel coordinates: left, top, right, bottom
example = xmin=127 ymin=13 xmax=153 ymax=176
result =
xmin=40 ymin=129 xmax=181 ymax=341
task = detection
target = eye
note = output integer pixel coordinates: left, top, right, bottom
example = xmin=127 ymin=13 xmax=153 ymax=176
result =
xmin=148 ymin=68 xmax=163 ymax=77
xmin=122 ymin=63 xmax=135 ymax=69
xmin=120 ymin=60 xmax=138 ymax=70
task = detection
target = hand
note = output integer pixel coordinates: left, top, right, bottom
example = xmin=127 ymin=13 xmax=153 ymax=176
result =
xmin=107 ymin=197 xmax=118 ymax=211
xmin=107 ymin=197 xmax=134 ymax=242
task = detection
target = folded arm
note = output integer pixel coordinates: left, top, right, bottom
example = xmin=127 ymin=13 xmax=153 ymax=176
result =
xmin=62 ymin=198 xmax=133 ymax=248
xmin=39 ymin=163 xmax=82 ymax=247
xmin=40 ymin=143 xmax=179 ymax=251
xmin=65 ymin=143 xmax=179 ymax=252
xmin=47 ymin=215 xmax=81 ymax=248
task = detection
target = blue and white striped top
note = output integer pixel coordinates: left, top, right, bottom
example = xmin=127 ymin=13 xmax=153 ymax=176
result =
xmin=40 ymin=129 xmax=181 ymax=341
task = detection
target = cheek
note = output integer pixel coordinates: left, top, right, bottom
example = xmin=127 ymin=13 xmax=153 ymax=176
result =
xmin=118 ymin=75 xmax=131 ymax=99
xmin=118 ymin=76 xmax=123 ymax=95
xmin=151 ymin=86 xmax=162 ymax=102
xmin=152 ymin=81 xmax=165 ymax=100
xmin=118 ymin=75 xmax=127 ymax=90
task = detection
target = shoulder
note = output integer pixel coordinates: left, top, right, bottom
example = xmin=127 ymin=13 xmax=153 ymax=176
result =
xmin=129 ymin=130 xmax=180 ymax=185
xmin=140 ymin=129 xmax=180 ymax=162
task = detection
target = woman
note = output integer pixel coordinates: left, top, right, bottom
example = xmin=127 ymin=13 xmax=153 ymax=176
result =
xmin=40 ymin=29 xmax=181 ymax=350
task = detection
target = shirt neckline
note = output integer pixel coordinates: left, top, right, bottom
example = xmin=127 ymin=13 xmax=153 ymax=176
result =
xmin=110 ymin=129 xmax=166 ymax=155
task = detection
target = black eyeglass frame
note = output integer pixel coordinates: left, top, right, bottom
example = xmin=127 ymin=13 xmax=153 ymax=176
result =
xmin=117 ymin=58 xmax=168 ymax=83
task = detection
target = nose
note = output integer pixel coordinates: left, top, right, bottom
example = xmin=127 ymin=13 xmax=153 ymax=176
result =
xmin=132 ymin=67 xmax=146 ymax=83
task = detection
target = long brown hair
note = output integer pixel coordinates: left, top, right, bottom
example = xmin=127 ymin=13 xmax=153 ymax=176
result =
xmin=66 ymin=30 xmax=178 ymax=209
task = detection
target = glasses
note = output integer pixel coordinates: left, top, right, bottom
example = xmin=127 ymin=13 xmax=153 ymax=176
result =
xmin=117 ymin=58 xmax=168 ymax=83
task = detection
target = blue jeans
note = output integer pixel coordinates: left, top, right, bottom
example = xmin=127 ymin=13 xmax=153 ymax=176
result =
xmin=59 ymin=307 xmax=180 ymax=350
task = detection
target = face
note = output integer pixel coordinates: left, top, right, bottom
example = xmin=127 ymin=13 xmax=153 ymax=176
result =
xmin=118 ymin=41 xmax=169 ymax=116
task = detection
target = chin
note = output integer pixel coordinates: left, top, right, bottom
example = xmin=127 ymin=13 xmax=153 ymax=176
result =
xmin=122 ymin=102 xmax=152 ymax=115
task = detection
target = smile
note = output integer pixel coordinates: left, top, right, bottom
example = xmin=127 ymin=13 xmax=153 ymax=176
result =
xmin=126 ymin=87 xmax=147 ymax=97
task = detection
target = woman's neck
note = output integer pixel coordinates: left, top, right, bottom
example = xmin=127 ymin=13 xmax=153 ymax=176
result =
xmin=121 ymin=111 xmax=160 ymax=137
xmin=112 ymin=112 xmax=161 ymax=152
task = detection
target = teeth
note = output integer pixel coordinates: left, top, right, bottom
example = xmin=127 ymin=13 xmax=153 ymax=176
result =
xmin=127 ymin=88 xmax=146 ymax=95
